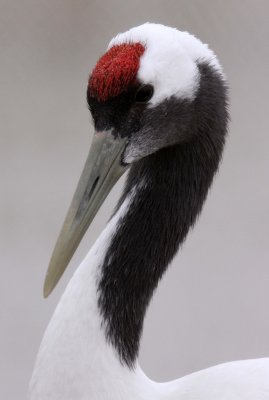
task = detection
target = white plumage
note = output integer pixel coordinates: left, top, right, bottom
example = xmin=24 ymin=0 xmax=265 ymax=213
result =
xmin=29 ymin=189 xmax=269 ymax=399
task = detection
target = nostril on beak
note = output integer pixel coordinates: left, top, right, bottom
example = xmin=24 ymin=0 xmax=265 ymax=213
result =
xmin=87 ymin=176 xmax=100 ymax=201
xmin=76 ymin=176 xmax=100 ymax=221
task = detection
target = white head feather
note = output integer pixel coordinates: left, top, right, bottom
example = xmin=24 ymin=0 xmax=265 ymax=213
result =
xmin=109 ymin=23 xmax=223 ymax=106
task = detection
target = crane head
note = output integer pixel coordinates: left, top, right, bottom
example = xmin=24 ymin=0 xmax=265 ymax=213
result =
xmin=43 ymin=23 xmax=226 ymax=297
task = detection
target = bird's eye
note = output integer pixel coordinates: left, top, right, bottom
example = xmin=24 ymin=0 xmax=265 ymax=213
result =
xmin=135 ymin=84 xmax=154 ymax=103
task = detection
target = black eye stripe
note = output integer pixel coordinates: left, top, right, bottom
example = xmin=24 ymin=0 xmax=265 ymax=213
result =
xmin=135 ymin=84 xmax=154 ymax=103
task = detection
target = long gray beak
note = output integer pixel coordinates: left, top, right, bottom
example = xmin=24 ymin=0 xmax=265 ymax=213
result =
xmin=43 ymin=130 xmax=128 ymax=297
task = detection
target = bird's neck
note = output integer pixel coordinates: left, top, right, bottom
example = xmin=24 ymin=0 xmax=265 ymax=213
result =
xmin=97 ymin=61 xmax=228 ymax=367
xmin=30 ymin=124 xmax=224 ymax=400
xmin=30 ymin=62 xmax=228 ymax=399
xmin=98 ymin=131 xmax=223 ymax=367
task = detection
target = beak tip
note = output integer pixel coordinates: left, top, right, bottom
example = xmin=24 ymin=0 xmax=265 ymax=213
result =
xmin=43 ymin=277 xmax=55 ymax=298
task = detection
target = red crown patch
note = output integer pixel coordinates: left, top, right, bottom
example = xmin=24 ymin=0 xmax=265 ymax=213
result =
xmin=88 ymin=42 xmax=145 ymax=102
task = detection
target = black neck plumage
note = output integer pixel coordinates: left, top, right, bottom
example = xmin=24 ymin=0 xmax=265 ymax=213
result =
xmin=97 ymin=62 xmax=228 ymax=367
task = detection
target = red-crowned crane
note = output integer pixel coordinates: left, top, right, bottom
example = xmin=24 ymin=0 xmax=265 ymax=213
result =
xmin=29 ymin=23 xmax=269 ymax=400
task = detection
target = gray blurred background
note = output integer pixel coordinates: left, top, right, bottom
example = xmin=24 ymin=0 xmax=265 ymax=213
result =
xmin=1 ymin=1 xmax=269 ymax=398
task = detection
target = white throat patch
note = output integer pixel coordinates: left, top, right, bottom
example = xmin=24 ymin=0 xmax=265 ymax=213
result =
xmin=109 ymin=23 xmax=223 ymax=106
